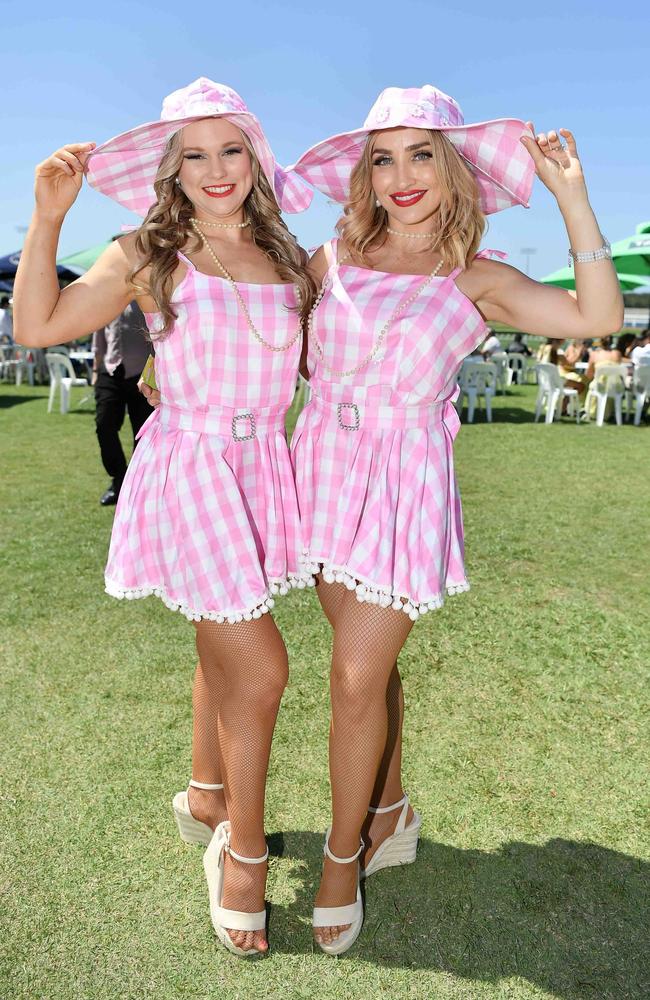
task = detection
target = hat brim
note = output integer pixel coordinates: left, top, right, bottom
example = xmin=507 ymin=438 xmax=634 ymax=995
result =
xmin=86 ymin=113 xmax=312 ymax=216
xmin=288 ymin=117 xmax=534 ymax=215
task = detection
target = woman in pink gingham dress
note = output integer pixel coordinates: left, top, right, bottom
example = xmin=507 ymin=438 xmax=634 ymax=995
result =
xmin=289 ymin=84 xmax=622 ymax=954
xmin=13 ymin=78 xmax=318 ymax=959
xmin=293 ymin=238 xmax=500 ymax=612
xmin=105 ymin=252 xmax=309 ymax=620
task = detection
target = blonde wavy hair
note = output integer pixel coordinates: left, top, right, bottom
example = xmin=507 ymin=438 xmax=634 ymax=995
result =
xmin=338 ymin=129 xmax=486 ymax=270
xmin=128 ymin=126 xmax=315 ymax=339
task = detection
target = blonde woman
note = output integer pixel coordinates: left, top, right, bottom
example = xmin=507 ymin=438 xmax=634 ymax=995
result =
xmin=13 ymin=78 xmax=316 ymax=958
xmin=289 ymin=84 xmax=622 ymax=954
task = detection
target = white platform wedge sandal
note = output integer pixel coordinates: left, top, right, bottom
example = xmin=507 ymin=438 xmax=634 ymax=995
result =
xmin=361 ymin=794 xmax=422 ymax=879
xmin=312 ymin=835 xmax=364 ymax=956
xmin=204 ymin=820 xmax=269 ymax=958
xmin=172 ymin=779 xmax=224 ymax=846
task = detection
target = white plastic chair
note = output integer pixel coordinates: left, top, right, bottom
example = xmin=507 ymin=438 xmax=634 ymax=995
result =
xmin=584 ymin=363 xmax=627 ymax=427
xmin=46 ymin=352 xmax=89 ymax=413
xmin=490 ymin=352 xmax=513 ymax=395
xmin=507 ymin=352 xmax=527 ymax=385
xmin=0 ymin=344 xmax=19 ymax=381
xmin=534 ymin=363 xmax=580 ymax=424
xmin=524 ymin=356 xmax=538 ymax=384
xmin=457 ymin=361 xmax=497 ymax=423
xmin=13 ymin=346 xmax=36 ymax=386
xmin=627 ymin=365 xmax=650 ymax=426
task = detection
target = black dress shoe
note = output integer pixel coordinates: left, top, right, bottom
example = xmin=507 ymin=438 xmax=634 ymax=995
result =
xmin=100 ymin=484 xmax=120 ymax=506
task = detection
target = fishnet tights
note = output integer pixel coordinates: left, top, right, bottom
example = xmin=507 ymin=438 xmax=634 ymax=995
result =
xmin=313 ymin=586 xmax=414 ymax=938
xmin=194 ymin=616 xmax=288 ymax=952
xmin=316 ymin=581 xmax=407 ymax=809
xmin=187 ymin=654 xmax=227 ymax=831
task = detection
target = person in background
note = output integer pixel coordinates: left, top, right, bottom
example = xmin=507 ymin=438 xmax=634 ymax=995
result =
xmin=586 ymin=336 xmax=622 ymax=377
xmin=616 ymin=332 xmax=636 ymax=359
xmin=506 ymin=331 xmax=531 ymax=356
xmin=481 ymin=327 xmax=501 ymax=358
xmin=558 ymin=338 xmax=589 ymax=399
xmin=92 ymin=301 xmax=153 ymax=505
xmin=631 ymin=328 xmax=650 ymax=366
xmin=0 ymin=299 xmax=14 ymax=344
xmin=536 ymin=337 xmax=560 ymax=363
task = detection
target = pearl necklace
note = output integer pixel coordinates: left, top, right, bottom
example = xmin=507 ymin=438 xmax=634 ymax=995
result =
xmin=308 ymin=254 xmax=444 ymax=378
xmin=190 ymin=216 xmax=250 ymax=230
xmin=190 ymin=220 xmax=301 ymax=354
xmin=386 ymin=227 xmax=436 ymax=240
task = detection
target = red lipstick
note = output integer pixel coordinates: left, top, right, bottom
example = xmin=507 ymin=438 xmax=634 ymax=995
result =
xmin=390 ymin=190 xmax=426 ymax=207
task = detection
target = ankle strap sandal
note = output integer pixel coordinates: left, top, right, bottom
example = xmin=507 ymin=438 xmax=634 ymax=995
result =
xmin=362 ymin=793 xmax=422 ymax=879
xmin=204 ymin=820 xmax=269 ymax=958
xmin=312 ymin=832 xmax=364 ymax=956
xmin=172 ymin=779 xmax=225 ymax=847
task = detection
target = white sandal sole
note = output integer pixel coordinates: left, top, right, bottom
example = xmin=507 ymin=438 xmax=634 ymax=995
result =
xmin=205 ymin=821 xmax=268 ymax=959
xmin=172 ymin=790 xmax=214 ymax=846
xmin=361 ymin=811 xmax=421 ymax=879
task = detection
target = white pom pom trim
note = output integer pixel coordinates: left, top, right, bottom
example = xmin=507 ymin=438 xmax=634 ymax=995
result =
xmin=104 ymin=561 xmax=319 ymax=624
xmin=297 ymin=556 xmax=470 ymax=619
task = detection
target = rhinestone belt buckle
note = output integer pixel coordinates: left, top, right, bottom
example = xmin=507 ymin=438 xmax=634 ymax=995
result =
xmin=337 ymin=402 xmax=360 ymax=431
xmin=232 ymin=412 xmax=257 ymax=441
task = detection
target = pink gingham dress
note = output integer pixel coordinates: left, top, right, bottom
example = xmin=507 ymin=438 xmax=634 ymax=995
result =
xmin=105 ymin=253 xmax=312 ymax=623
xmin=292 ymin=239 xmax=499 ymax=621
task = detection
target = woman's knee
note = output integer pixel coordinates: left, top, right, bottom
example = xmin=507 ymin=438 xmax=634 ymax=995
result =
xmin=330 ymin=654 xmax=386 ymax=717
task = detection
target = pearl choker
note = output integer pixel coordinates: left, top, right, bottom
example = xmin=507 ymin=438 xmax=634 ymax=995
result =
xmin=190 ymin=216 xmax=250 ymax=230
xmin=387 ymin=227 xmax=436 ymax=240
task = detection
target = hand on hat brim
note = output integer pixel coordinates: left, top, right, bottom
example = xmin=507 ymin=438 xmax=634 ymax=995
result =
xmin=520 ymin=123 xmax=584 ymax=198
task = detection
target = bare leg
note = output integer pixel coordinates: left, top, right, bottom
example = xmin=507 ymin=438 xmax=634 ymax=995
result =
xmin=313 ymin=594 xmax=414 ymax=947
xmin=195 ymin=616 xmax=288 ymax=955
xmin=315 ymin=579 xmax=414 ymax=871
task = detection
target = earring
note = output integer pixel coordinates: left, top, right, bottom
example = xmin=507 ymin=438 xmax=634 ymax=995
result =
xmin=175 ymin=178 xmax=182 ymax=188
xmin=375 ymin=198 xmax=381 ymax=207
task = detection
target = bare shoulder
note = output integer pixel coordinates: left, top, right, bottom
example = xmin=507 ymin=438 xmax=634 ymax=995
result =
xmin=456 ymin=257 xmax=524 ymax=303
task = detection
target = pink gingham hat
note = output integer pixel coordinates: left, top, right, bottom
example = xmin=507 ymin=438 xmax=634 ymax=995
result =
xmin=289 ymin=85 xmax=534 ymax=215
xmin=85 ymin=77 xmax=313 ymax=216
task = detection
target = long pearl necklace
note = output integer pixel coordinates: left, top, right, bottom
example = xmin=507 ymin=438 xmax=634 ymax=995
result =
xmin=190 ymin=220 xmax=301 ymax=354
xmin=190 ymin=215 xmax=250 ymax=230
xmin=308 ymin=253 xmax=444 ymax=378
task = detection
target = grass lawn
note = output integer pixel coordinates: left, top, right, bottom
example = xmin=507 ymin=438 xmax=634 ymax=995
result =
xmin=1 ymin=382 xmax=648 ymax=1000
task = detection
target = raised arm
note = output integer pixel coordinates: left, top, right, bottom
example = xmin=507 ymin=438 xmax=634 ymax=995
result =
xmin=13 ymin=142 xmax=134 ymax=348
xmin=473 ymin=126 xmax=623 ymax=341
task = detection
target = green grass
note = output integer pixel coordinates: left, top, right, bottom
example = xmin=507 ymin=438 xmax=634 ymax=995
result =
xmin=1 ymin=383 xmax=648 ymax=1000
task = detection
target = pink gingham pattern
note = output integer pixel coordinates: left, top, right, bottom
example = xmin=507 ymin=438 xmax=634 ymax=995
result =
xmin=105 ymin=255 xmax=312 ymax=623
xmin=86 ymin=77 xmax=312 ymax=216
xmin=291 ymin=240 xmax=502 ymax=620
xmin=288 ymin=84 xmax=534 ymax=215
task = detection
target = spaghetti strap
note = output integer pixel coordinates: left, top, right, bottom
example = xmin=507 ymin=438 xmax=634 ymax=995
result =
xmin=474 ymin=248 xmax=507 ymax=262
xmin=448 ymin=266 xmax=463 ymax=281
xmin=322 ymin=239 xmax=339 ymax=270
xmin=177 ymin=250 xmax=196 ymax=270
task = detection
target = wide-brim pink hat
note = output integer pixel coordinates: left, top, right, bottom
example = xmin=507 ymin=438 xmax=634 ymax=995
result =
xmin=85 ymin=77 xmax=313 ymax=216
xmin=288 ymin=85 xmax=534 ymax=215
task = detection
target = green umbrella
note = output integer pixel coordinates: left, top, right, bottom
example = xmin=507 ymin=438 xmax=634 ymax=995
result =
xmin=541 ymin=264 xmax=648 ymax=292
xmin=610 ymin=221 xmax=650 ymax=279
xmin=58 ymin=239 xmax=113 ymax=272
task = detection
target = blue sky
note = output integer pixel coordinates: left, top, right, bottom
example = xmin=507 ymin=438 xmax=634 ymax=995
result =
xmin=3 ymin=0 xmax=649 ymax=282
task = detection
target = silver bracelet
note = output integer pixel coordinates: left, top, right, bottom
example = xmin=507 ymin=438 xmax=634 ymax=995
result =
xmin=568 ymin=237 xmax=612 ymax=267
